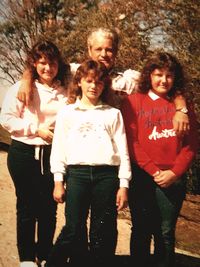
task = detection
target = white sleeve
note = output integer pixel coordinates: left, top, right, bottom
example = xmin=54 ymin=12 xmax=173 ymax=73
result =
xmin=50 ymin=108 xmax=68 ymax=180
xmin=112 ymin=69 xmax=141 ymax=95
xmin=112 ymin=110 xmax=132 ymax=188
xmin=70 ymin=62 xmax=80 ymax=75
xmin=0 ymin=82 xmax=38 ymax=135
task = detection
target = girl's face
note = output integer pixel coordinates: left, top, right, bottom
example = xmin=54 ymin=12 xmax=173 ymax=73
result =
xmin=150 ymin=68 xmax=174 ymax=97
xmin=34 ymin=56 xmax=58 ymax=86
xmin=79 ymin=71 xmax=104 ymax=105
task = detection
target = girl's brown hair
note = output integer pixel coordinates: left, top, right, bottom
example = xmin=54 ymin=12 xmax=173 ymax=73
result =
xmin=69 ymin=59 xmax=119 ymax=106
xmin=26 ymin=40 xmax=71 ymax=87
xmin=138 ymin=51 xmax=185 ymax=97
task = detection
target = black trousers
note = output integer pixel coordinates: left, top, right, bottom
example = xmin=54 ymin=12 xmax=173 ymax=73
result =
xmin=46 ymin=165 xmax=119 ymax=267
xmin=7 ymin=140 xmax=57 ymax=262
xmin=129 ymin=164 xmax=186 ymax=267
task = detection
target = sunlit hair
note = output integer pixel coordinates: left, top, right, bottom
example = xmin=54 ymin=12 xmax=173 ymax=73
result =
xmin=87 ymin=28 xmax=119 ymax=54
xmin=26 ymin=40 xmax=71 ymax=86
xmin=69 ymin=59 xmax=117 ymax=106
xmin=138 ymin=51 xmax=185 ymax=97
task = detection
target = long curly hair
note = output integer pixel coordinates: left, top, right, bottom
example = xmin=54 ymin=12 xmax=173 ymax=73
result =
xmin=138 ymin=51 xmax=185 ymax=97
xmin=26 ymin=40 xmax=71 ymax=87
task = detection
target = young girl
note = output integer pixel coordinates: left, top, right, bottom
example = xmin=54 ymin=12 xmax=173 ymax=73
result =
xmin=0 ymin=41 xmax=71 ymax=267
xmin=46 ymin=59 xmax=132 ymax=267
xmin=121 ymin=51 xmax=198 ymax=267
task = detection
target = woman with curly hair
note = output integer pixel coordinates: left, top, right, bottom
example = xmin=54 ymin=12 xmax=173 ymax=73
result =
xmin=121 ymin=51 xmax=198 ymax=267
xmin=0 ymin=40 xmax=71 ymax=267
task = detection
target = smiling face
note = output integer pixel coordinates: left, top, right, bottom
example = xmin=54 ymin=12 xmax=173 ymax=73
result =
xmin=78 ymin=70 xmax=104 ymax=105
xmin=88 ymin=35 xmax=116 ymax=70
xmin=34 ymin=56 xmax=58 ymax=86
xmin=150 ymin=68 xmax=175 ymax=97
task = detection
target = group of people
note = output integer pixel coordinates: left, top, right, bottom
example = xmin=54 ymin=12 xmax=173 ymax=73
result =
xmin=0 ymin=27 xmax=198 ymax=267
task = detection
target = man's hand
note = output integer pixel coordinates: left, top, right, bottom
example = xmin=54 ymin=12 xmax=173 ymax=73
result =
xmin=173 ymin=111 xmax=190 ymax=136
xmin=53 ymin=181 xmax=66 ymax=203
xmin=17 ymin=80 xmax=33 ymax=106
xmin=17 ymin=69 xmax=34 ymax=106
xmin=116 ymin=187 xmax=128 ymax=211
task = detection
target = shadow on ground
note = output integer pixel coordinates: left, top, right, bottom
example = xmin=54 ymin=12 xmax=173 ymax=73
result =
xmin=114 ymin=254 xmax=200 ymax=267
xmin=0 ymin=141 xmax=9 ymax=152
xmin=175 ymin=253 xmax=200 ymax=267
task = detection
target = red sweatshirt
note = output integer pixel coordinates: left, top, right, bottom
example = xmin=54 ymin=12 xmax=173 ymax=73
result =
xmin=121 ymin=91 xmax=199 ymax=177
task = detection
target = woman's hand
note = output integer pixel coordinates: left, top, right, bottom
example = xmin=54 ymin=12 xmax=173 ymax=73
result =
xmin=53 ymin=181 xmax=66 ymax=203
xmin=116 ymin=187 xmax=128 ymax=211
xmin=153 ymin=170 xmax=178 ymax=188
xmin=37 ymin=128 xmax=54 ymax=143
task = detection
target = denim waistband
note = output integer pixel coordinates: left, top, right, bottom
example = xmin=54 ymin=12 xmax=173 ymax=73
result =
xmin=68 ymin=165 xmax=118 ymax=170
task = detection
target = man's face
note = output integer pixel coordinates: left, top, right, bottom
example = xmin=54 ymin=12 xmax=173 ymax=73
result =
xmin=88 ymin=35 xmax=117 ymax=70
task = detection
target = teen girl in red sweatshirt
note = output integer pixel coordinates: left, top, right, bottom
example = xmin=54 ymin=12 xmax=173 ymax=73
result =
xmin=121 ymin=51 xmax=199 ymax=267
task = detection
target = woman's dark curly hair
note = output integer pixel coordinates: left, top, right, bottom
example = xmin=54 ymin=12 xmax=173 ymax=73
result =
xmin=69 ymin=59 xmax=118 ymax=106
xmin=138 ymin=51 xmax=185 ymax=97
xmin=26 ymin=40 xmax=71 ymax=87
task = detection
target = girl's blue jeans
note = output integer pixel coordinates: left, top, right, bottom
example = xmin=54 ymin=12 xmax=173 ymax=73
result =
xmin=7 ymin=140 xmax=57 ymax=262
xmin=46 ymin=165 xmax=119 ymax=267
xmin=128 ymin=164 xmax=186 ymax=267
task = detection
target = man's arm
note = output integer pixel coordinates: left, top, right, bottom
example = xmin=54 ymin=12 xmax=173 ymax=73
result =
xmin=112 ymin=69 xmax=140 ymax=95
xmin=17 ymin=68 xmax=34 ymax=106
xmin=173 ymin=94 xmax=190 ymax=135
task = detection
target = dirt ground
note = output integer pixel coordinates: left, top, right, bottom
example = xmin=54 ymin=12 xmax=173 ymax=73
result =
xmin=0 ymin=150 xmax=200 ymax=267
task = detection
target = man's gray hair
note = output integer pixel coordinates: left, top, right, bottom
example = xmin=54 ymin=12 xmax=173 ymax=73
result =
xmin=87 ymin=27 xmax=119 ymax=52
